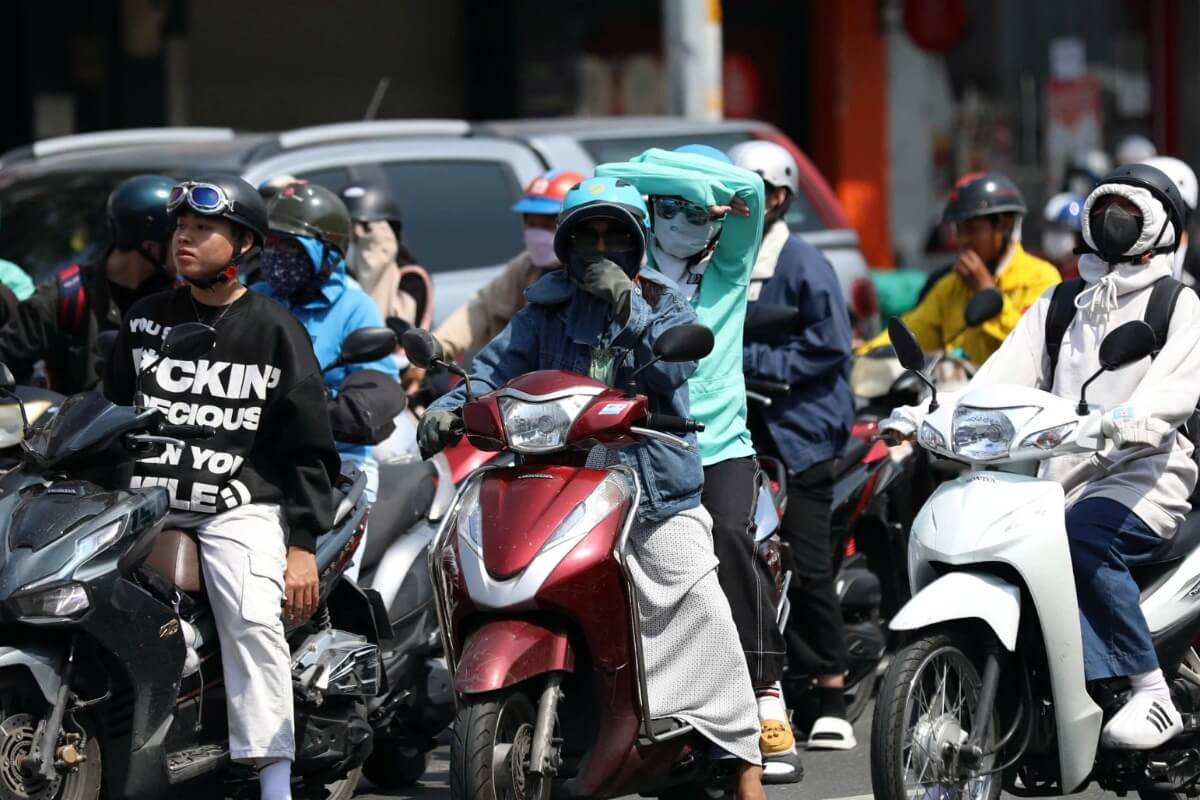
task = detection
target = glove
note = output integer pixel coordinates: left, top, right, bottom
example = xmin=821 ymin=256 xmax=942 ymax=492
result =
xmin=417 ymin=409 xmax=463 ymax=456
xmin=1102 ymin=405 xmax=1171 ymax=449
xmin=573 ymin=258 xmax=633 ymax=325
xmin=878 ymin=413 xmax=917 ymax=446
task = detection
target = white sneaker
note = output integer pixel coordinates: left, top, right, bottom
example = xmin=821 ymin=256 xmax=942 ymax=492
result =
xmin=1100 ymin=691 xmax=1183 ymax=750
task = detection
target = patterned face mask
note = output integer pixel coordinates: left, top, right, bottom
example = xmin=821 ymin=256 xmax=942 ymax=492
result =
xmin=261 ymin=246 xmax=316 ymax=299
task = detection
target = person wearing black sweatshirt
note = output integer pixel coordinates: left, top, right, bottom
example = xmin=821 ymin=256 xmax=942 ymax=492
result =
xmin=104 ymin=174 xmax=339 ymax=800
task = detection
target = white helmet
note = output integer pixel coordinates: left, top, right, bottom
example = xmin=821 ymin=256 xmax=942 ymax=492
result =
xmin=1143 ymin=155 xmax=1199 ymax=211
xmin=728 ymin=140 xmax=800 ymax=195
xmin=1117 ymin=133 xmax=1157 ymax=166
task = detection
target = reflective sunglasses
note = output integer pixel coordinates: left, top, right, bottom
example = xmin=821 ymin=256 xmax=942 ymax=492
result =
xmin=655 ymin=196 xmax=717 ymax=226
xmin=570 ymin=227 xmax=636 ymax=252
xmin=167 ymin=181 xmax=235 ymax=215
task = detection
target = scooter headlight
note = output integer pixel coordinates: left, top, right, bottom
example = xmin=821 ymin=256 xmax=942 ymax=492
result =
xmin=455 ymin=480 xmax=484 ymax=553
xmin=9 ymin=582 xmax=90 ymax=623
xmin=1020 ymin=421 xmax=1078 ymax=451
xmin=542 ymin=473 xmax=633 ymax=552
xmin=499 ymin=396 xmax=591 ymax=454
xmin=951 ymin=406 xmax=1039 ymax=461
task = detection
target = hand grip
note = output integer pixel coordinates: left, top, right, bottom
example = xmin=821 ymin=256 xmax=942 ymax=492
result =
xmin=745 ymin=378 xmax=791 ymax=396
xmin=644 ymin=413 xmax=704 ymax=434
xmin=156 ymin=423 xmax=216 ymax=440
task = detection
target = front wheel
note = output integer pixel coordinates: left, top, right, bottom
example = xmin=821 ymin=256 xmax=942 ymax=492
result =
xmin=870 ymin=630 xmax=1001 ymax=800
xmin=0 ymin=685 xmax=102 ymax=800
xmin=450 ymin=688 xmax=550 ymax=800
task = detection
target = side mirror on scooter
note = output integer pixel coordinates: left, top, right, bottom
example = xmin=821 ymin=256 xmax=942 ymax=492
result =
xmin=401 ymin=328 xmax=479 ymax=401
xmin=328 ymin=327 xmax=397 ymax=370
xmin=744 ymin=304 xmax=801 ymax=343
xmin=1076 ymin=320 xmax=1158 ymax=415
xmin=888 ymin=317 xmax=939 ymax=412
xmin=963 ymin=289 xmax=1004 ymax=328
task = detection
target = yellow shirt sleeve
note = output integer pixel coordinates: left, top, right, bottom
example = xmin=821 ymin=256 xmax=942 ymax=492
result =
xmin=858 ymin=273 xmax=951 ymax=354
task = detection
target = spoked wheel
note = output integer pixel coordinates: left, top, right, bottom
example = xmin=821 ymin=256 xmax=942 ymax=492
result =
xmin=450 ymin=688 xmax=551 ymax=800
xmin=871 ymin=631 xmax=1000 ymax=800
xmin=0 ymin=691 xmax=101 ymax=800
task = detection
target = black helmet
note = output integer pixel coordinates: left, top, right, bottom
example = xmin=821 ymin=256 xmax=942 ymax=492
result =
xmin=1095 ymin=163 xmax=1190 ymax=242
xmin=169 ymin=173 xmax=269 ymax=248
xmin=338 ymin=184 xmax=403 ymax=227
xmin=266 ymin=182 xmax=353 ymax=257
xmin=107 ymin=174 xmax=175 ymax=248
xmin=942 ymin=172 xmax=1027 ymax=225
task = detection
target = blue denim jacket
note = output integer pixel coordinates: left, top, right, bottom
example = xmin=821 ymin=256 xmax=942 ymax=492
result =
xmin=429 ymin=268 xmax=703 ymax=524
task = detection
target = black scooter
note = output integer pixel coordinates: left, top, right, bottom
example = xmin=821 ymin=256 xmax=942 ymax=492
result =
xmin=0 ymin=323 xmax=393 ymax=800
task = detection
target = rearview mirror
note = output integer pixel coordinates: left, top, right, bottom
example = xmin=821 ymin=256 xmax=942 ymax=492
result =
xmin=654 ymin=324 xmax=715 ymax=362
xmin=744 ymin=304 xmax=801 ymax=342
xmin=161 ymin=323 xmax=217 ymax=362
xmin=887 ymin=317 xmax=926 ymax=373
xmin=1099 ymin=320 xmax=1157 ymax=371
xmin=0 ymin=363 xmax=15 ymax=394
xmin=338 ymin=327 xmax=397 ymax=367
xmin=401 ymin=329 xmax=445 ymax=369
xmin=964 ymin=289 xmax=1004 ymax=328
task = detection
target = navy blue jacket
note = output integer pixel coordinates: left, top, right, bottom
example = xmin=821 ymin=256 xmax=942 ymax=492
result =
xmin=744 ymin=230 xmax=854 ymax=475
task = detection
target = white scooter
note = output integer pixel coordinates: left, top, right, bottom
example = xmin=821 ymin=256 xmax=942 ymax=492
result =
xmin=870 ymin=315 xmax=1200 ymax=800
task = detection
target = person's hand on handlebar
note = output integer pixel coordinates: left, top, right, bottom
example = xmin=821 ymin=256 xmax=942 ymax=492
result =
xmin=417 ymin=409 xmax=464 ymax=456
xmin=877 ymin=414 xmax=917 ymax=446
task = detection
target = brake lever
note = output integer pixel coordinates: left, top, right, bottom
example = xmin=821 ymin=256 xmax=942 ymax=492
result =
xmin=629 ymin=426 xmax=692 ymax=450
xmin=125 ymin=433 xmax=186 ymax=450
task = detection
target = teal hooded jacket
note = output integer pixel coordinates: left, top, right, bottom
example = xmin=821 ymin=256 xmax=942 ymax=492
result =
xmin=598 ymin=149 xmax=765 ymax=466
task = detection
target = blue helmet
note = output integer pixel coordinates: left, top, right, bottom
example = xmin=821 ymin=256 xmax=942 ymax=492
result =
xmin=554 ymin=176 xmax=649 ymax=274
xmin=1043 ymin=192 xmax=1085 ymax=231
xmin=674 ymin=143 xmax=734 ymax=164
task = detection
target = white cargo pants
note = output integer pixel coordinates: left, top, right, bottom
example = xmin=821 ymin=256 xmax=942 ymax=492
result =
xmin=168 ymin=503 xmax=294 ymax=763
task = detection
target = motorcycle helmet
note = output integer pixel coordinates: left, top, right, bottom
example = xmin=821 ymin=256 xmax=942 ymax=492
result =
xmin=1043 ymin=192 xmax=1085 ymax=231
xmin=1117 ymin=133 xmax=1157 ymax=166
xmin=728 ymin=140 xmax=800 ymax=195
xmin=1080 ymin=163 xmax=1189 ymax=261
xmin=512 ymin=169 xmax=588 ymax=216
xmin=266 ymin=182 xmax=353 ymax=258
xmin=1142 ymin=156 xmax=1199 ymax=212
xmin=942 ymin=172 xmax=1027 ymax=225
xmin=553 ymin=177 xmax=649 ymax=275
xmin=107 ymin=174 xmax=176 ymax=251
xmin=168 ymin=173 xmax=268 ymax=286
xmin=339 ymin=183 xmax=404 ymax=226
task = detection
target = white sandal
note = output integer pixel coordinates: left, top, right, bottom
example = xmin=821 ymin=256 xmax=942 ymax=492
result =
xmin=806 ymin=716 xmax=857 ymax=750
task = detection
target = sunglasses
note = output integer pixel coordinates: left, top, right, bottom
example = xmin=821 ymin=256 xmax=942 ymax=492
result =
xmin=655 ymin=197 xmax=718 ymax=226
xmin=570 ymin=228 xmax=636 ymax=252
xmin=167 ymin=182 xmax=236 ymax=215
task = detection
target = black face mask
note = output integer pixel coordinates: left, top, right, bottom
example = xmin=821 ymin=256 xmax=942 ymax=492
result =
xmin=1090 ymin=205 xmax=1143 ymax=262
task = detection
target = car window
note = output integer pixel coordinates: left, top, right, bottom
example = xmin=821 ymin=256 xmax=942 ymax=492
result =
xmin=381 ymin=160 xmax=523 ymax=272
xmin=295 ymin=167 xmax=350 ymax=191
xmin=579 ymin=132 xmax=826 ymax=234
xmin=0 ymin=171 xmax=142 ymax=282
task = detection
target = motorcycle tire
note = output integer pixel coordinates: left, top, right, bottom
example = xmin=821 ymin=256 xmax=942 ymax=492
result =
xmin=870 ymin=629 xmax=1001 ymax=800
xmin=449 ymin=688 xmax=550 ymax=800
xmin=0 ymin=682 xmax=102 ymax=800
xmin=363 ymin=742 xmax=428 ymax=788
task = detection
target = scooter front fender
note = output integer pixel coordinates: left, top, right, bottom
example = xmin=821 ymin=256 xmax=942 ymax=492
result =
xmin=0 ymin=644 xmax=62 ymax=704
xmin=454 ymin=618 xmax=574 ymax=694
xmin=890 ymin=572 xmax=1020 ymax=650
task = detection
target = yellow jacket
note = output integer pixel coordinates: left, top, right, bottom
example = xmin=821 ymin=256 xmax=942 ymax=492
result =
xmin=861 ymin=243 xmax=1061 ymax=365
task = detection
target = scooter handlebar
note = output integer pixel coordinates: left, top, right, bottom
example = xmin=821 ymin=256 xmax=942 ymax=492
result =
xmin=643 ymin=413 xmax=705 ymax=434
xmin=156 ymin=423 xmax=216 ymax=440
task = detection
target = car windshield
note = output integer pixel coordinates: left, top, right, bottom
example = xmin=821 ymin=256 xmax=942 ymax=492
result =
xmin=0 ymin=170 xmax=146 ymax=283
xmin=579 ymin=133 xmax=826 ymax=234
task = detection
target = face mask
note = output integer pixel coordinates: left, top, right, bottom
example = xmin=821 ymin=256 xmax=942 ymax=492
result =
xmin=1041 ymin=229 xmax=1077 ymax=261
xmin=653 ymin=207 xmax=720 ymax=259
xmin=1089 ymin=205 xmax=1143 ymax=262
xmin=261 ymin=247 xmax=316 ymax=299
xmin=524 ymin=227 xmax=559 ymax=269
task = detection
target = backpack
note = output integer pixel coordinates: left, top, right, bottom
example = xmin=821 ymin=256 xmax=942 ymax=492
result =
xmin=55 ymin=264 xmax=88 ymax=341
xmin=1043 ymin=275 xmax=1200 ymax=459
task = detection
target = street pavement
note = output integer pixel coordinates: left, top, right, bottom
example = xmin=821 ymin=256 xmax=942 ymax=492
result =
xmin=353 ymin=703 xmax=1114 ymax=799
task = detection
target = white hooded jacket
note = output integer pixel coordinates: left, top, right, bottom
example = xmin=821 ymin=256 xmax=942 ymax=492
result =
xmin=887 ymin=185 xmax=1200 ymax=536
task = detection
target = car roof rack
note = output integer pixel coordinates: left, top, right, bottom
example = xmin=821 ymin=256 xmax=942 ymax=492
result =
xmin=275 ymin=119 xmax=471 ymax=151
xmin=16 ymin=127 xmax=237 ymax=162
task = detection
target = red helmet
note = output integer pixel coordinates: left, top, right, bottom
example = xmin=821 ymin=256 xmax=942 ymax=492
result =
xmin=512 ymin=169 xmax=587 ymax=215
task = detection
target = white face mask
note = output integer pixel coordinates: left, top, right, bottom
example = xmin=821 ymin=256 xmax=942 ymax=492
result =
xmin=653 ymin=208 xmax=720 ymax=259
xmin=523 ymin=227 xmax=559 ymax=268
xmin=1041 ymin=229 xmax=1077 ymax=262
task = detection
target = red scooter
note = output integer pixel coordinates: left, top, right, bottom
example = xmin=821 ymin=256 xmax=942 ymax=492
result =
xmin=403 ymin=325 xmax=759 ymax=799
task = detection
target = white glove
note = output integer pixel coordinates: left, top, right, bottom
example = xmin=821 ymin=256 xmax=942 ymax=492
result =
xmin=878 ymin=413 xmax=917 ymax=444
xmin=1101 ymin=405 xmax=1172 ymax=449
